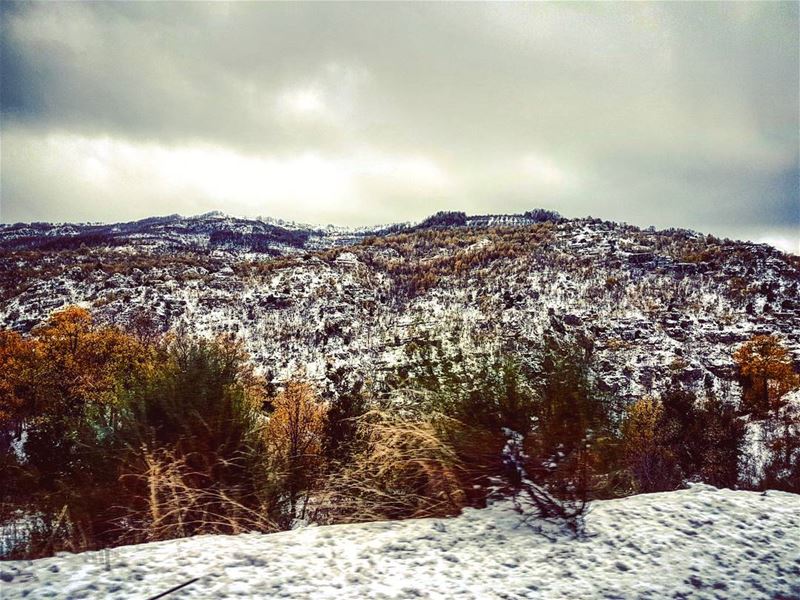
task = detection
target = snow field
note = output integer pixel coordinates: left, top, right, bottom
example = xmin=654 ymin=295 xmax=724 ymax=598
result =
xmin=1 ymin=484 xmax=798 ymax=599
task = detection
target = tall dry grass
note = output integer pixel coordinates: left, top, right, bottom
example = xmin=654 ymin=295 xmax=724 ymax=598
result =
xmin=120 ymin=447 xmax=279 ymax=544
xmin=310 ymin=410 xmax=468 ymax=524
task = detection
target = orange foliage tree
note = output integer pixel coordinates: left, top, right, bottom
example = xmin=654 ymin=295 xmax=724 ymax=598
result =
xmin=267 ymin=379 xmax=327 ymax=521
xmin=0 ymin=306 xmax=155 ymax=485
xmin=0 ymin=330 xmax=39 ymax=433
xmin=733 ymin=335 xmax=799 ymax=418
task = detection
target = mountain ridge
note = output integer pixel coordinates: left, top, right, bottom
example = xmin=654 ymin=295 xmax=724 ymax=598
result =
xmin=1 ymin=210 xmax=798 ymax=405
xmin=3 ymin=209 xmax=790 ymax=255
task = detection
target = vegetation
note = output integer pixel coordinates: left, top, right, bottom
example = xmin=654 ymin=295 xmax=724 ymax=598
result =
xmin=734 ymin=335 xmax=799 ymax=418
xmin=1 ymin=307 xmax=798 ymax=559
xmin=622 ymin=386 xmax=746 ymax=492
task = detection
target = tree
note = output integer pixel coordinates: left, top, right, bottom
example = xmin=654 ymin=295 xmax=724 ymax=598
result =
xmin=733 ymin=335 xmax=799 ymax=491
xmin=659 ymin=385 xmax=703 ymax=479
xmin=695 ymin=394 xmax=745 ymax=488
xmin=621 ymin=397 xmax=679 ymax=492
xmin=30 ymin=306 xmax=153 ymax=426
xmin=1 ymin=307 xmax=153 ymax=488
xmin=734 ymin=335 xmax=798 ymax=418
xmin=761 ymin=401 xmax=800 ymax=492
xmin=518 ymin=340 xmax=619 ymax=522
xmin=532 ymin=339 xmax=619 ymax=472
xmin=267 ymin=380 xmax=327 ymax=522
xmin=0 ymin=330 xmax=38 ymax=437
xmin=321 ymin=363 xmax=368 ymax=463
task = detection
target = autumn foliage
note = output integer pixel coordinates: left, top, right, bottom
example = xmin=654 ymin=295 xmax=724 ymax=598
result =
xmin=733 ymin=334 xmax=799 ymax=418
xmin=267 ymin=379 xmax=327 ymax=523
xmin=1 ymin=307 xmax=151 ymax=431
xmin=0 ymin=308 xmax=286 ymax=556
xmin=1 ymin=307 xmax=798 ymax=559
xmin=622 ymin=397 xmax=676 ymax=493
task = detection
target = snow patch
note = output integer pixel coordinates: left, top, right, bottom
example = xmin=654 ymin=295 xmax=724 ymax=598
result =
xmin=2 ymin=486 xmax=798 ymax=599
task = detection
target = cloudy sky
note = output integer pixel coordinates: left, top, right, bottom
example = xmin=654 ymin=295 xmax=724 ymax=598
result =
xmin=1 ymin=2 xmax=798 ymax=251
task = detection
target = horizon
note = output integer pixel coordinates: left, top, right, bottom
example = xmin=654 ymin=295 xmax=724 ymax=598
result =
xmin=1 ymin=2 xmax=798 ymax=253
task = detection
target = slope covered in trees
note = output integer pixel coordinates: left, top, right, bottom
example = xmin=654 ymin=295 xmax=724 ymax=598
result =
xmin=1 ymin=212 xmax=799 ymax=559
xmin=1 ymin=211 xmax=797 ymax=410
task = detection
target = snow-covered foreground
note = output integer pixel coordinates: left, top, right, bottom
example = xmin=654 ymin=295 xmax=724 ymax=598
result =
xmin=2 ymin=485 xmax=798 ymax=599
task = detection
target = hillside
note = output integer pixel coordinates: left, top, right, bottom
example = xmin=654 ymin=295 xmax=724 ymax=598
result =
xmin=2 ymin=485 xmax=798 ymax=599
xmin=1 ymin=211 xmax=798 ymax=404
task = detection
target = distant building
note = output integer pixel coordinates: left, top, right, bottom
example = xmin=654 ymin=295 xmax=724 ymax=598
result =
xmin=335 ymin=252 xmax=359 ymax=267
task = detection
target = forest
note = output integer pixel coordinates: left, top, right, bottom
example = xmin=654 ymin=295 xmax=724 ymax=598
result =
xmin=1 ymin=306 xmax=798 ymax=559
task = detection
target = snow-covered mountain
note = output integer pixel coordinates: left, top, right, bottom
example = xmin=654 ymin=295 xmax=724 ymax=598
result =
xmin=1 ymin=210 xmax=798 ymax=403
xmin=2 ymin=485 xmax=798 ymax=599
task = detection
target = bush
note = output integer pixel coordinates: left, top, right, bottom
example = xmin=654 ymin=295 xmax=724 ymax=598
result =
xmin=695 ymin=395 xmax=745 ymax=488
xmin=759 ymin=402 xmax=800 ymax=493
xmin=625 ymin=383 xmax=746 ymax=491
xmin=3 ymin=305 xmax=789 ymax=558
xmin=0 ymin=310 xmax=286 ymax=556
xmin=393 ymin=333 xmax=615 ymax=529
xmin=500 ymin=429 xmax=589 ymax=534
xmin=116 ymin=335 xmax=285 ymax=541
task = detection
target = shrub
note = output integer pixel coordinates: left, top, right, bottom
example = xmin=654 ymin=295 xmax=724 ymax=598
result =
xmin=695 ymin=394 xmax=745 ymax=488
xmin=322 ymin=390 xmax=369 ymax=463
xmin=761 ymin=401 xmax=800 ymax=492
xmin=641 ymin=383 xmax=745 ymax=490
xmin=500 ymin=429 xmax=589 ymax=534
xmin=118 ymin=335 xmax=282 ymax=540
xmin=393 ymin=333 xmax=612 ymax=529
xmin=530 ymin=338 xmax=622 ymax=501
xmin=0 ymin=311 xmax=286 ymax=556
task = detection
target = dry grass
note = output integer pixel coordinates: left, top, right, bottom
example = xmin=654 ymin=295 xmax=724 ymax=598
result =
xmin=310 ymin=410 xmax=468 ymax=524
xmin=120 ymin=447 xmax=279 ymax=544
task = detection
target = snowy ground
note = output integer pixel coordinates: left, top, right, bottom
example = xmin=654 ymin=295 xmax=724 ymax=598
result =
xmin=1 ymin=485 xmax=798 ymax=599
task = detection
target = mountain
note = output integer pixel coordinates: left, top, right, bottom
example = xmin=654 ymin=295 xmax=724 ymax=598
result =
xmin=1 ymin=210 xmax=798 ymax=403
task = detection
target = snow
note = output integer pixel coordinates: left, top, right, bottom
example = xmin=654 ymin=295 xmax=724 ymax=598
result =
xmin=3 ymin=214 xmax=799 ymax=406
xmin=2 ymin=485 xmax=798 ymax=599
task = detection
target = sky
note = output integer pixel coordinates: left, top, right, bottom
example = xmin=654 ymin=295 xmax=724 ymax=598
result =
xmin=1 ymin=2 xmax=798 ymax=252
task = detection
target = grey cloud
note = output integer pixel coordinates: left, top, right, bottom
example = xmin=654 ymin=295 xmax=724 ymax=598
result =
xmin=0 ymin=2 xmax=797 ymax=250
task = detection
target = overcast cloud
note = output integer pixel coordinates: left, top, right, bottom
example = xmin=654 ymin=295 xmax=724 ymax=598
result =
xmin=1 ymin=2 xmax=797 ymax=251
